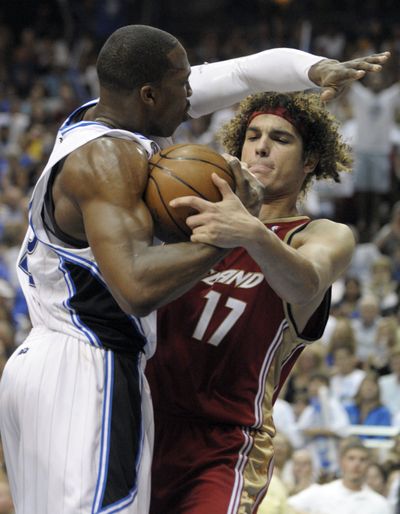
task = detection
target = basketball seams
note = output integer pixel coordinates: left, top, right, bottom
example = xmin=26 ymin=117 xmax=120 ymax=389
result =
xmin=156 ymin=143 xmax=234 ymax=183
xmin=145 ymin=143 xmax=236 ymax=243
xmin=147 ymin=176 xmax=190 ymax=239
xmin=149 ymin=162 xmax=211 ymax=200
xmin=156 ymin=153 xmax=234 ymax=182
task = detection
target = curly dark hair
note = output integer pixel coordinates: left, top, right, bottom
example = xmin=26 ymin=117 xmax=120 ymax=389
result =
xmin=218 ymin=92 xmax=352 ymax=193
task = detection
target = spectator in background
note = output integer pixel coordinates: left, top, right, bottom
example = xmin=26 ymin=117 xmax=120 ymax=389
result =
xmin=364 ymin=255 xmax=398 ymax=315
xmin=330 ymin=342 xmax=366 ymax=408
xmin=324 ymin=316 xmax=357 ymax=366
xmin=288 ymin=449 xmax=317 ymax=496
xmin=0 ymin=318 xmax=15 ymax=360
xmin=372 ymin=315 xmax=399 ymax=373
xmin=374 ymin=200 xmax=400 ymax=259
xmin=272 ymin=432 xmax=295 ymax=490
xmin=258 ymin=460 xmax=294 ymax=514
xmin=346 ymin=225 xmax=382 ymax=284
xmin=345 ymin=371 xmax=392 ymax=438
xmin=351 ymin=294 xmax=383 ymax=366
xmin=284 ymin=345 xmax=326 ymax=404
xmin=334 ymin=276 xmax=362 ymax=318
xmin=346 ymin=72 xmax=400 ymax=240
xmin=366 ymin=461 xmax=389 ymax=497
xmin=288 ymin=438 xmax=391 ymax=514
xmin=273 ymin=394 xmax=304 ymax=450
xmin=297 ymin=372 xmax=349 ymax=478
xmin=379 ymin=344 xmax=400 ymax=416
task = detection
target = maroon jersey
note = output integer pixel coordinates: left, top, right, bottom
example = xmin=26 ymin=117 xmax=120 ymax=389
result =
xmin=146 ymin=216 xmax=330 ymax=430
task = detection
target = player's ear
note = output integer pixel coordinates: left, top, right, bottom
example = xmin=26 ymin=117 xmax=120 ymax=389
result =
xmin=303 ymin=152 xmax=319 ymax=175
xmin=140 ymin=84 xmax=157 ymax=106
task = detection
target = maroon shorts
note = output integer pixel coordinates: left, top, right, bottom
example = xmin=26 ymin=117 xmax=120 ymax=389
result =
xmin=150 ymin=414 xmax=274 ymax=514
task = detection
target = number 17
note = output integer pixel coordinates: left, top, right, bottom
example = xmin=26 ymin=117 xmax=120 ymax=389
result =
xmin=192 ymin=291 xmax=246 ymax=346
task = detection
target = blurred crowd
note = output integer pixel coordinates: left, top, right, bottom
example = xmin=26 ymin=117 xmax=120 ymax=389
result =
xmin=0 ymin=0 xmax=400 ymax=512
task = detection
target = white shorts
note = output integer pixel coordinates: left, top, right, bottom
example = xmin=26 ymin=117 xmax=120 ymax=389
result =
xmin=0 ymin=326 xmax=153 ymax=514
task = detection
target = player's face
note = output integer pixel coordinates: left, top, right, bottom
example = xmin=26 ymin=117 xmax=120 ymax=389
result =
xmin=150 ymin=43 xmax=192 ymax=137
xmin=341 ymin=449 xmax=369 ymax=486
xmin=240 ymin=114 xmax=314 ymax=199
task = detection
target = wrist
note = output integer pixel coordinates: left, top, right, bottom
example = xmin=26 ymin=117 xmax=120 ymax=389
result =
xmin=243 ymin=218 xmax=270 ymax=253
xmin=308 ymin=58 xmax=338 ymax=86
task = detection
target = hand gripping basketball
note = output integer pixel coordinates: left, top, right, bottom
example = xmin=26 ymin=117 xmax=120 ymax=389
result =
xmin=144 ymin=144 xmax=236 ymax=243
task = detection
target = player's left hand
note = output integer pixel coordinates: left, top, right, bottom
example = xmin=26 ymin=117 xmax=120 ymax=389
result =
xmin=169 ymin=173 xmax=266 ymax=248
xmin=308 ymin=51 xmax=391 ymax=101
xmin=223 ymin=154 xmax=264 ymax=217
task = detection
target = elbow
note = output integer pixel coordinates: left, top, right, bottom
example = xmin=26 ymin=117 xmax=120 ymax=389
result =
xmin=112 ymin=286 xmax=159 ymax=318
xmin=124 ymin=302 xmax=155 ymax=318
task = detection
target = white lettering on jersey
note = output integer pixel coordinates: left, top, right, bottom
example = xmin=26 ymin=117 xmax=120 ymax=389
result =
xmin=201 ymin=269 xmax=264 ymax=288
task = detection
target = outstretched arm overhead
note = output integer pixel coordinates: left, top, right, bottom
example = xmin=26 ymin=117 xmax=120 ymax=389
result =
xmin=188 ymin=49 xmax=391 ymax=117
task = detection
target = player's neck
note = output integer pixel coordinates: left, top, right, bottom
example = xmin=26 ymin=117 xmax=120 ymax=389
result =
xmin=258 ymin=198 xmax=299 ymax=222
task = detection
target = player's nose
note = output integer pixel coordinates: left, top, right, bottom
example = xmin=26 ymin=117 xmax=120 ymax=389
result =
xmin=255 ymin=137 xmax=270 ymax=156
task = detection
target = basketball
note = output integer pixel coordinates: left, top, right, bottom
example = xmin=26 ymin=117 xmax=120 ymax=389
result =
xmin=144 ymin=144 xmax=235 ymax=243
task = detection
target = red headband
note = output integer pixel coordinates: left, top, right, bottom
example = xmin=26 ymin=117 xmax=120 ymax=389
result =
xmin=247 ymin=106 xmax=304 ymax=137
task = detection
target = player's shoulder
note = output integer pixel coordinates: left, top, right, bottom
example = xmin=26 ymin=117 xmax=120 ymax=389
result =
xmin=61 ymin=136 xmax=149 ymax=199
xmin=73 ymin=135 xmax=148 ymax=168
xmin=302 ymin=218 xmax=354 ymax=244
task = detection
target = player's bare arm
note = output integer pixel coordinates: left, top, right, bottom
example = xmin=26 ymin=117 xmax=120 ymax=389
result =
xmin=54 ymin=137 xmax=229 ymax=316
xmin=173 ymin=176 xmax=354 ymax=328
xmin=308 ymin=51 xmax=391 ymax=101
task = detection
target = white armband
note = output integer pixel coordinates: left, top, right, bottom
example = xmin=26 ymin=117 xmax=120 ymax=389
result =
xmin=188 ymin=48 xmax=324 ymax=118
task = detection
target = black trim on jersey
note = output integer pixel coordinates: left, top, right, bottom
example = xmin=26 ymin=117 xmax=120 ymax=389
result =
xmin=42 ymin=159 xmax=88 ymax=248
xmin=64 ymin=260 xmax=147 ymax=354
xmin=288 ymin=288 xmax=332 ymax=341
xmin=102 ymin=353 xmax=142 ymax=508
xmin=286 ymin=221 xmax=310 ymax=245
xmin=286 ymin=221 xmax=332 ymax=341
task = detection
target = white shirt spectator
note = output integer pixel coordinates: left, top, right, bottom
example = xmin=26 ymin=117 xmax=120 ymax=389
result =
xmin=379 ymin=373 xmax=400 ymax=416
xmin=348 ymin=82 xmax=400 ymax=153
xmin=288 ymin=479 xmax=391 ymax=514
xmin=330 ymin=369 xmax=366 ymax=408
xmin=297 ymin=389 xmax=350 ymax=473
xmin=273 ymin=398 xmax=304 ymax=449
xmin=351 ymin=317 xmax=382 ymax=363
xmin=347 ymin=242 xmax=382 ymax=284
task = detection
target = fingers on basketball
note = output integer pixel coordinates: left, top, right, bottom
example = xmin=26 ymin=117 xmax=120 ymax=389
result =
xmin=144 ymin=144 xmax=235 ymax=243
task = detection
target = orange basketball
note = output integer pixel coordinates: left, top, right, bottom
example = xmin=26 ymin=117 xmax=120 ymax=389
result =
xmin=144 ymin=144 xmax=235 ymax=243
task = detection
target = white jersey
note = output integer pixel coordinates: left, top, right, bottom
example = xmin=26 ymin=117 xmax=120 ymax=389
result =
xmin=0 ymin=101 xmax=157 ymax=514
xmin=17 ymin=99 xmax=158 ymax=358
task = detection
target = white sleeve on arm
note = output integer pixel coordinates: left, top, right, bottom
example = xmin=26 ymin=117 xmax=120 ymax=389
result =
xmin=188 ymin=48 xmax=324 ymax=118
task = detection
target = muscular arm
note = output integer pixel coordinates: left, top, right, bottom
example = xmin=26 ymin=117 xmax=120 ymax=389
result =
xmin=173 ymin=178 xmax=355 ymax=329
xmin=245 ymin=219 xmax=354 ymax=306
xmin=55 ymin=137 xmax=227 ymax=317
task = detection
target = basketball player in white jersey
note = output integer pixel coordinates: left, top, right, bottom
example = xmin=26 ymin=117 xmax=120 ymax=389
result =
xmin=0 ymin=23 xmax=390 ymax=514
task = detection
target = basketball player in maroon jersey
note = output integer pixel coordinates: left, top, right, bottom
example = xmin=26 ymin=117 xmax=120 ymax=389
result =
xmin=146 ymin=92 xmax=355 ymax=514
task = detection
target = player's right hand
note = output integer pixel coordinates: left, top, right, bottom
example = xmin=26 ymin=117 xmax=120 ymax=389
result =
xmin=223 ymin=154 xmax=264 ymax=217
xmin=308 ymin=51 xmax=391 ymax=102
